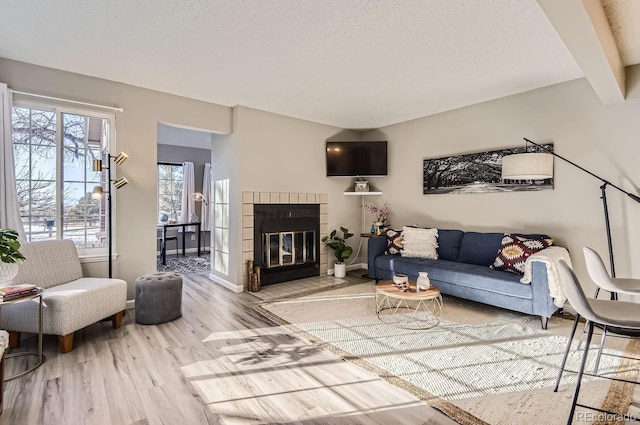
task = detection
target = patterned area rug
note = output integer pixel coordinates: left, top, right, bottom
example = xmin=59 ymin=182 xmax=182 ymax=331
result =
xmin=156 ymin=254 xmax=210 ymax=273
xmin=256 ymin=283 xmax=640 ymax=425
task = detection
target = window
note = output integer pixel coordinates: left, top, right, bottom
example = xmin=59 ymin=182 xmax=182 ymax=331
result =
xmin=213 ymin=178 xmax=230 ymax=274
xmin=157 ymin=163 xmax=183 ymax=222
xmin=12 ymin=102 xmax=114 ymax=254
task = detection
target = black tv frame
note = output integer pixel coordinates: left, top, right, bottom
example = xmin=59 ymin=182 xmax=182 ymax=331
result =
xmin=325 ymin=141 xmax=388 ymax=177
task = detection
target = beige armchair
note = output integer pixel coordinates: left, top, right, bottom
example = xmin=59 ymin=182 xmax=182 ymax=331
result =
xmin=0 ymin=240 xmax=127 ymax=353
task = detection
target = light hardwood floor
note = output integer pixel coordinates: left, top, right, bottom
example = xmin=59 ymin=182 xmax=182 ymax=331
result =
xmin=0 ymin=272 xmax=457 ymax=425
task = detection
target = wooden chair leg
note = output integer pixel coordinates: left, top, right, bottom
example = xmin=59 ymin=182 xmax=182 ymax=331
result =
xmin=58 ymin=333 xmax=74 ymax=353
xmin=8 ymin=331 xmax=21 ymax=349
xmin=112 ymin=311 xmax=124 ymax=329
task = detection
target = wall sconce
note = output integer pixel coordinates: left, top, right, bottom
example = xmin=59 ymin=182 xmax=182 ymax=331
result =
xmin=92 ymin=151 xmax=130 ymax=278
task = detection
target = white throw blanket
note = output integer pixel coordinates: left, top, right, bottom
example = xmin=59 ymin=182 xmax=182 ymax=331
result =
xmin=520 ymin=246 xmax=571 ymax=308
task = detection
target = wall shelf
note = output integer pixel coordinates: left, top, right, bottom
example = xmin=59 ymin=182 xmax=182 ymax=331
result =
xmin=343 ymin=191 xmax=382 ymax=196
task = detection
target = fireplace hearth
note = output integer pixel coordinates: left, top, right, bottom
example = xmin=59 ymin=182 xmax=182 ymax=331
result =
xmin=254 ymin=204 xmax=320 ymax=285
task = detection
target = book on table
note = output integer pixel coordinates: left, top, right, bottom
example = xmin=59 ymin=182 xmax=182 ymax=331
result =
xmin=0 ymin=284 xmax=38 ymax=301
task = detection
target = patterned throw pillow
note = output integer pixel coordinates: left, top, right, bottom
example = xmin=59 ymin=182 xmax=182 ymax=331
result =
xmin=490 ymin=234 xmax=554 ymax=274
xmin=385 ymin=229 xmax=405 ymax=255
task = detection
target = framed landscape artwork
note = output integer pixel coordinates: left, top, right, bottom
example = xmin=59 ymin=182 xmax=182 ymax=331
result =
xmin=423 ymin=144 xmax=554 ymax=195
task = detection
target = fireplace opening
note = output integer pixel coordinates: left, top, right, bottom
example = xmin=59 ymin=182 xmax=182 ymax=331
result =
xmin=254 ymin=204 xmax=320 ymax=285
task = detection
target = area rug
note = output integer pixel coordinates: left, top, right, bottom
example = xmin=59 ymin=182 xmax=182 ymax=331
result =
xmin=156 ymin=254 xmax=210 ymax=273
xmin=255 ymin=282 xmax=640 ymax=425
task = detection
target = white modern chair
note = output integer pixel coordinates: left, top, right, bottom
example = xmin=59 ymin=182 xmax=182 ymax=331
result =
xmin=583 ymin=246 xmax=640 ymax=298
xmin=554 ymin=247 xmax=640 ymax=390
xmin=556 ymin=260 xmax=640 ymax=425
xmin=584 ymin=247 xmax=640 ymax=373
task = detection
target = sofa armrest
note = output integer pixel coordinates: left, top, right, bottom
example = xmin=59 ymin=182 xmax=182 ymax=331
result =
xmin=530 ymin=260 xmax=559 ymax=318
xmin=367 ymin=236 xmax=387 ymax=279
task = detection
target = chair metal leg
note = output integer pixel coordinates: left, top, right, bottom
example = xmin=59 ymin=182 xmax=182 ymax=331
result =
xmin=567 ymin=321 xmax=595 ymax=425
xmin=554 ymin=313 xmax=581 ymax=392
xmin=576 ymin=319 xmax=589 ymax=350
xmin=593 ymin=326 xmax=608 ymax=375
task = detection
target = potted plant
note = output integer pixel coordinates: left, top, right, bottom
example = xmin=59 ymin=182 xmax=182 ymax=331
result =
xmin=0 ymin=228 xmax=26 ymax=287
xmin=322 ymin=226 xmax=354 ymax=278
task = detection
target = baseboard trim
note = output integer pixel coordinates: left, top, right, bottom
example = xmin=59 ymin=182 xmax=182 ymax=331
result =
xmin=209 ymin=273 xmax=244 ymax=293
xmin=126 ymin=299 xmax=135 ymax=310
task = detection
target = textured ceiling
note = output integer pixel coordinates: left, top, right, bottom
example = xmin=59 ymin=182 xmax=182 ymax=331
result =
xmin=0 ymin=1 xmax=635 ymax=129
xmin=602 ymin=0 xmax=640 ymax=66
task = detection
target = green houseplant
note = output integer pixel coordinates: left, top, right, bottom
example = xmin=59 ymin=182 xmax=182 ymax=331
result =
xmin=322 ymin=226 xmax=354 ymax=278
xmin=0 ymin=228 xmax=25 ymax=286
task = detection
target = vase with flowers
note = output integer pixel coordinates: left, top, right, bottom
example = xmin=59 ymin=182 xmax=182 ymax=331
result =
xmin=365 ymin=203 xmax=390 ymax=235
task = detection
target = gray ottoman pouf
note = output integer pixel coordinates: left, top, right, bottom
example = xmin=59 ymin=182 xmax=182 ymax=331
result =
xmin=135 ymin=272 xmax=183 ymax=325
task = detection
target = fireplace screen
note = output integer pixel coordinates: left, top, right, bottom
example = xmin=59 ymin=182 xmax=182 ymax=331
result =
xmin=263 ymin=231 xmax=316 ymax=268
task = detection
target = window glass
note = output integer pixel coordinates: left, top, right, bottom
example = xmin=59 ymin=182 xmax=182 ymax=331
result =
xmin=157 ymin=164 xmax=184 ymax=222
xmin=12 ymin=104 xmax=112 ymax=252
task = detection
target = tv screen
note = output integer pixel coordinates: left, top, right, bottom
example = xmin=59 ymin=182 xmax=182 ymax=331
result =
xmin=326 ymin=141 xmax=388 ymax=177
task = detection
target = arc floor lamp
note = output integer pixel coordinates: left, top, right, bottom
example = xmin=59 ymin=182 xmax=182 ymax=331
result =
xmin=91 ymin=152 xmax=129 ymax=278
xmin=502 ymin=138 xmax=640 ymax=280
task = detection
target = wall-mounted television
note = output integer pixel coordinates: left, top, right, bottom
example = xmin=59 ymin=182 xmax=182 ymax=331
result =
xmin=326 ymin=141 xmax=388 ymax=177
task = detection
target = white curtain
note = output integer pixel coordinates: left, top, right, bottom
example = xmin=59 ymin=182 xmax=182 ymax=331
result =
xmin=181 ymin=161 xmax=195 ymax=231
xmin=202 ymin=163 xmax=211 ymax=230
xmin=0 ymin=83 xmax=25 ymax=239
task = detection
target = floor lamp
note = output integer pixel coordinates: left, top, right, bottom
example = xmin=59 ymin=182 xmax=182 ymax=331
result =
xmin=502 ymin=138 xmax=640 ymax=281
xmin=92 ymin=152 xmax=129 ymax=278
xmin=191 ymin=192 xmax=208 ymax=253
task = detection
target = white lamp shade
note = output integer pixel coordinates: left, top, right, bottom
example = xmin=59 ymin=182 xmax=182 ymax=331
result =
xmin=502 ymin=153 xmax=554 ymax=180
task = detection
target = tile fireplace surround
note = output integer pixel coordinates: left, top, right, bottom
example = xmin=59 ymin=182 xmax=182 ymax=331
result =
xmin=242 ymin=191 xmax=329 ymax=291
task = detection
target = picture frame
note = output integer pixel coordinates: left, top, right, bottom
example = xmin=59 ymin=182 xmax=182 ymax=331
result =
xmin=355 ymin=180 xmax=369 ymax=192
xmin=423 ymin=144 xmax=554 ymax=194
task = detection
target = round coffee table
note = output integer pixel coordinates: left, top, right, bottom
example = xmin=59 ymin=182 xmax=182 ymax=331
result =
xmin=375 ymin=280 xmax=443 ymax=329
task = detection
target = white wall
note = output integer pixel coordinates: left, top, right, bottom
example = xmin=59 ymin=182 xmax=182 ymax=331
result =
xmin=363 ymin=78 xmax=640 ymax=295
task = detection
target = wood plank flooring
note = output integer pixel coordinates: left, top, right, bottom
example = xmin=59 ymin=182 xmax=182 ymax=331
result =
xmin=0 ymin=272 xmax=457 ymax=425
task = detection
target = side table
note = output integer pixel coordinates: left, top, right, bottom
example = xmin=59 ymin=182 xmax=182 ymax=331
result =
xmin=360 ymin=234 xmax=386 ymax=279
xmin=375 ymin=280 xmax=443 ymax=329
xmin=0 ymin=287 xmax=45 ymax=381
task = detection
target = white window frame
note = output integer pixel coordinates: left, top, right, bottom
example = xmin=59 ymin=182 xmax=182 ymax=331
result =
xmin=12 ymin=98 xmax=116 ymax=259
xmin=157 ymin=163 xmax=184 ymax=223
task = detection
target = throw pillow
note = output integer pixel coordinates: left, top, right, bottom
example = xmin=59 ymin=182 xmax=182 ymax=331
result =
xmin=385 ymin=229 xmax=405 ymax=255
xmin=401 ymin=226 xmax=439 ymax=260
xmin=490 ymin=234 xmax=554 ymax=274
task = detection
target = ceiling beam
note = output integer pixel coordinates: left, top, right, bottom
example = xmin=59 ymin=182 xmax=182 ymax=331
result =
xmin=536 ymin=0 xmax=625 ymax=103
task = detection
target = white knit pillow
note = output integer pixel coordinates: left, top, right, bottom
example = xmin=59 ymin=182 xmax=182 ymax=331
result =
xmin=400 ymin=226 xmax=439 ymax=259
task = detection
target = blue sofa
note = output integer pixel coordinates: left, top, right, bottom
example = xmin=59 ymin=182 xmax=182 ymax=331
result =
xmin=367 ymin=230 xmax=560 ymax=329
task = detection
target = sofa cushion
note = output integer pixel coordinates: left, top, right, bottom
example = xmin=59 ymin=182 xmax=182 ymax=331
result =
xmin=491 ymin=234 xmax=554 ymax=274
xmin=401 ymin=226 xmax=438 ymax=259
xmin=384 ymin=228 xmax=405 ymax=255
xmin=374 ymin=253 xmax=404 ymax=273
xmin=0 ymin=277 xmax=127 ymax=335
xmin=457 ymin=232 xmax=504 ymax=266
xmin=437 ymin=229 xmax=464 ymax=261
xmin=392 ymin=257 xmax=532 ymax=299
